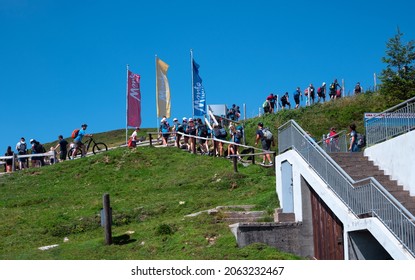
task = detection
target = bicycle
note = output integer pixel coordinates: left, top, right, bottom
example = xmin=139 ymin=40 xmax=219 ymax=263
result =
xmin=68 ymin=137 xmax=108 ymax=159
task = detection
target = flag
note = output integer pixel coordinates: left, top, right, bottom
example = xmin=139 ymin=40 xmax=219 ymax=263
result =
xmin=156 ymin=58 xmax=171 ymax=118
xmin=192 ymin=59 xmax=206 ymax=116
xmin=127 ymin=70 xmax=141 ymax=128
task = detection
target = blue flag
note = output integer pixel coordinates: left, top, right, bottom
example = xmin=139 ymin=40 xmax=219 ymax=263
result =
xmin=192 ymin=59 xmax=206 ymax=116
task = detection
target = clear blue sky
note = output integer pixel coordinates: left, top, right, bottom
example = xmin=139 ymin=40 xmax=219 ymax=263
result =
xmin=1 ymin=0 xmax=415 ymax=151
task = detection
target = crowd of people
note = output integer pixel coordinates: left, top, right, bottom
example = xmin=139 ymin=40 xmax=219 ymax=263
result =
xmin=3 ymin=137 xmax=51 ymax=172
xmin=262 ymin=80 xmax=364 ymax=112
xmin=1 ymin=124 xmax=93 ymax=173
xmin=148 ymin=114 xmax=276 ymax=166
xmin=154 ymin=116 xmax=246 ymax=158
xmin=226 ymin=104 xmax=241 ymax=121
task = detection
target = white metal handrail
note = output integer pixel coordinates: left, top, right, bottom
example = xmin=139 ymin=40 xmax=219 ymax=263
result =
xmin=365 ymin=96 xmax=415 ymax=146
xmin=278 ymin=119 xmax=415 ymax=257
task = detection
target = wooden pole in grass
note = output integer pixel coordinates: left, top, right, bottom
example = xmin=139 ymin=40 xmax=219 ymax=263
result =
xmin=103 ymin=193 xmax=112 ymax=245
xmin=233 ymin=156 xmax=238 ymax=173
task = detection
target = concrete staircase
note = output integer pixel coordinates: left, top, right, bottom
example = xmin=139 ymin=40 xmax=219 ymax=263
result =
xmin=185 ymin=205 xmax=270 ymax=223
xmin=331 ymin=152 xmax=415 ymax=216
xmin=212 ymin=205 xmax=269 ymax=223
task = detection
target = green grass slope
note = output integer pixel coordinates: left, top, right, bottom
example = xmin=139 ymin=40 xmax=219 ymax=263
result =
xmin=0 ymin=146 xmax=298 ymax=260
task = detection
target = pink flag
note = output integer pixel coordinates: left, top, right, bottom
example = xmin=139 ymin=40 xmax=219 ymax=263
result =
xmin=127 ymin=71 xmax=141 ymax=128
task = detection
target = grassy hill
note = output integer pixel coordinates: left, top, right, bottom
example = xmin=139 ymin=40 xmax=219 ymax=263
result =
xmin=242 ymin=91 xmax=390 ymax=147
xmin=0 ymin=145 xmax=298 ymax=260
xmin=0 ymin=91 xmax=394 ymax=260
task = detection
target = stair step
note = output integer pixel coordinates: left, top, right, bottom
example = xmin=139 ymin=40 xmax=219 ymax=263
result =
xmin=331 ymin=152 xmax=415 ymax=217
xmin=221 ymin=211 xmax=267 ymax=223
xmin=222 ymin=211 xmax=265 ymax=218
xmin=402 ymin=201 xmax=415 ymax=209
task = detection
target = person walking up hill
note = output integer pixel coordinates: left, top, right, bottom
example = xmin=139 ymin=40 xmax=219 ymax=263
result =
xmin=255 ymin=122 xmax=275 ymax=165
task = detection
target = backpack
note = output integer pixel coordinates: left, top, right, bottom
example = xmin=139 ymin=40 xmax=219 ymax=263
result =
xmin=330 ymin=83 xmax=335 ymax=90
xmin=18 ymin=142 xmax=27 ymax=153
xmin=280 ymin=95 xmax=287 ymax=102
xmin=235 ymin=125 xmax=243 ymax=139
xmin=176 ymin=124 xmax=184 ymax=133
xmin=39 ymin=144 xmax=46 ymax=153
xmin=187 ymin=125 xmax=196 ymax=135
xmin=160 ymin=123 xmax=169 ymax=133
xmin=227 ymin=108 xmax=235 ymax=118
xmin=127 ymin=138 xmax=134 ymax=148
xmin=71 ymin=129 xmax=80 ymax=139
xmin=357 ymin=133 xmax=366 ymax=148
xmin=262 ymin=128 xmax=273 ymax=140
xmin=198 ymin=125 xmax=208 ymax=137
xmin=213 ymin=128 xmax=221 ymax=138
xmin=317 ymin=87 xmax=322 ymax=94
xmin=219 ymin=127 xmax=227 ymax=138
xmin=33 ymin=142 xmax=45 ymax=154
xmin=262 ymin=100 xmax=270 ymax=109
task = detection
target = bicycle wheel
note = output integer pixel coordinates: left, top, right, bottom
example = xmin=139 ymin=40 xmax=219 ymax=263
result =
xmin=92 ymin=142 xmax=108 ymax=154
xmin=68 ymin=147 xmax=82 ymax=160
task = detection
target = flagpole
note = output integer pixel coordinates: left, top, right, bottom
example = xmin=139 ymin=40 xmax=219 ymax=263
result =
xmin=190 ymin=49 xmax=194 ymax=119
xmin=125 ymin=64 xmax=130 ymax=145
xmin=155 ymin=55 xmax=159 ymax=128
xmin=342 ymin=78 xmax=345 ymax=97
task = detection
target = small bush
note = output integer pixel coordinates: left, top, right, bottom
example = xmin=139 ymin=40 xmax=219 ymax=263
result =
xmin=156 ymin=223 xmax=175 ymax=235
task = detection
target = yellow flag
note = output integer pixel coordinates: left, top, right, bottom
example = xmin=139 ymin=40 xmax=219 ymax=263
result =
xmin=156 ymin=58 xmax=171 ymax=118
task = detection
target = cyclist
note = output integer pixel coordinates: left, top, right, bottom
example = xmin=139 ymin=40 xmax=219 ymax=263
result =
xmin=72 ymin=124 xmax=92 ymax=158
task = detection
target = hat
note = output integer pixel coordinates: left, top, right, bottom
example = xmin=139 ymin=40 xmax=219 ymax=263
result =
xmin=182 ymin=117 xmax=187 ymax=121
xmin=161 ymin=117 xmax=166 ymax=122
xmin=188 ymin=118 xmax=193 ymax=122
xmin=258 ymin=122 xmax=264 ymax=127
xmin=322 ymin=82 xmax=326 ymax=86
xmin=82 ymin=123 xmax=88 ymax=127
xmin=30 ymin=139 xmax=34 ymax=143
xmin=173 ymin=118 xmax=178 ymax=122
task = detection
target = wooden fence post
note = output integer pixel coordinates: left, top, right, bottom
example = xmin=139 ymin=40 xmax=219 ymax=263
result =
xmin=233 ymin=156 xmax=238 ymax=172
xmin=149 ymin=133 xmax=153 ymax=147
xmin=272 ymin=152 xmax=276 ymax=168
xmin=192 ymin=137 xmax=196 ymax=154
xmin=103 ymin=193 xmax=112 ymax=245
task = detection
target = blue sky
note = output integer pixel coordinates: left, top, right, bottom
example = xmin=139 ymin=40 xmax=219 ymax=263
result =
xmin=1 ymin=0 xmax=415 ymax=151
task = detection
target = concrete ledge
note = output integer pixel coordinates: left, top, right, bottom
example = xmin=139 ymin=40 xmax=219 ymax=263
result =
xmin=230 ymin=222 xmax=304 ymax=257
xmin=274 ymin=208 xmax=296 ymax=222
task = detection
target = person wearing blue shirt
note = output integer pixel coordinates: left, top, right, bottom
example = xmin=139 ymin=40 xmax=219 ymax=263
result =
xmin=72 ymin=124 xmax=92 ymax=158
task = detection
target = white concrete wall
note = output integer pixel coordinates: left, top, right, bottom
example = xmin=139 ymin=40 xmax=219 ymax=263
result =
xmin=275 ymin=150 xmax=414 ymax=260
xmin=364 ymin=130 xmax=415 ymax=196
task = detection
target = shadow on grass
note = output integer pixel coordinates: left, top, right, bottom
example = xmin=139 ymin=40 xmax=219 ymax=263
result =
xmin=112 ymin=234 xmax=137 ymax=245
